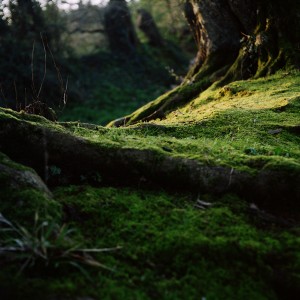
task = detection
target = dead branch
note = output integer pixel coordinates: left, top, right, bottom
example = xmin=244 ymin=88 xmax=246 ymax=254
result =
xmin=46 ymin=39 xmax=67 ymax=110
xmin=37 ymin=33 xmax=47 ymax=100
xmin=31 ymin=40 xmax=37 ymax=99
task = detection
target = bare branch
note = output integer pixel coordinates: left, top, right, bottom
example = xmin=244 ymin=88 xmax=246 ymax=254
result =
xmin=62 ymin=76 xmax=68 ymax=111
xmin=13 ymin=80 xmax=19 ymax=111
xmin=46 ymin=39 xmax=67 ymax=110
xmin=31 ymin=40 xmax=37 ymax=99
xmin=37 ymin=33 xmax=47 ymax=100
xmin=0 ymin=83 xmax=8 ymax=108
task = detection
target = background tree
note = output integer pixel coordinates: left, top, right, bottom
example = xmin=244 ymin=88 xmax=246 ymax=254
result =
xmin=104 ymin=0 xmax=139 ymax=55
xmin=132 ymin=0 xmax=194 ymax=52
xmin=66 ymin=1 xmax=107 ymax=55
xmin=9 ymin=0 xmax=45 ymax=38
xmin=137 ymin=8 xmax=164 ymax=47
xmin=0 ymin=0 xmax=68 ymax=109
xmin=0 ymin=0 xmax=192 ymax=123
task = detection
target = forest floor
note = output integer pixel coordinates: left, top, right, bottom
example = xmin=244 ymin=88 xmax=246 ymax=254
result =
xmin=59 ymin=45 xmax=189 ymax=125
xmin=0 ymin=69 xmax=300 ymax=299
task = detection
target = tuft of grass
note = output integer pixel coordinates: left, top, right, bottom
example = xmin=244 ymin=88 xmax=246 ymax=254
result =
xmin=0 ymin=212 xmax=121 ymax=275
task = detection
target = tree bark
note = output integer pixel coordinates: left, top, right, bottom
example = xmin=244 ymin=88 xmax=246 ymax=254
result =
xmin=184 ymin=0 xmax=241 ymax=78
xmin=185 ymin=0 xmax=300 ymax=81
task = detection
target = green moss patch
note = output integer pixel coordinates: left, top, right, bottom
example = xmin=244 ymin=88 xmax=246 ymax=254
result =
xmin=0 ymin=153 xmax=61 ymax=225
xmin=1 ymin=70 xmax=300 ymax=299
xmin=2 ymin=186 xmax=299 ymax=299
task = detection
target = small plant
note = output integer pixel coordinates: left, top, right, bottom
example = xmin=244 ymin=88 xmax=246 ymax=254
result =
xmin=244 ymin=147 xmax=258 ymax=155
xmin=0 ymin=212 xmax=121 ymax=274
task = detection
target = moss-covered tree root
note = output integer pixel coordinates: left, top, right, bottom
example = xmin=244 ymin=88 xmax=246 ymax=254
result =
xmin=1 ymin=108 xmax=299 ymax=209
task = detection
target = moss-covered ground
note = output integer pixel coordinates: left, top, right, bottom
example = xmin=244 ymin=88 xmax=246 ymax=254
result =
xmin=0 ymin=70 xmax=300 ymax=299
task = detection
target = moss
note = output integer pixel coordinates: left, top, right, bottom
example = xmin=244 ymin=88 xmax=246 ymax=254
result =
xmin=1 ymin=71 xmax=299 ymax=203
xmin=0 ymin=152 xmax=32 ymax=171
xmin=0 ymin=187 xmax=61 ymax=225
xmin=0 ymin=107 xmax=68 ymax=133
xmin=1 ymin=70 xmax=300 ymax=298
xmin=3 ymin=186 xmax=292 ymax=299
xmin=2 ymin=70 xmax=299 ymax=178
xmin=107 ymin=76 xmax=211 ymax=126
xmin=0 ymin=153 xmax=61 ymax=225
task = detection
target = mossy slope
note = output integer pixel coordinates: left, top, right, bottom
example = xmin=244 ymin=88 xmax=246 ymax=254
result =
xmin=1 ymin=186 xmax=300 ymax=299
xmin=1 ymin=70 xmax=300 ymax=206
xmin=0 ymin=70 xmax=300 ymax=299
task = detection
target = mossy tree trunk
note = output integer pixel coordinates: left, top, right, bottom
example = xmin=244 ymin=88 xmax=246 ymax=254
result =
xmin=110 ymin=0 xmax=300 ymax=126
xmin=185 ymin=0 xmax=300 ymax=81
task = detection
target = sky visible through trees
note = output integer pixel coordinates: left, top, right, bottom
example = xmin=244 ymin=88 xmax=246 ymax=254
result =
xmin=1 ymin=0 xmax=112 ymax=12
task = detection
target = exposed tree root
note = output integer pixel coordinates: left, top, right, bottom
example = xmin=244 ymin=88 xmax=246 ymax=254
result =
xmin=0 ymin=112 xmax=299 ymax=210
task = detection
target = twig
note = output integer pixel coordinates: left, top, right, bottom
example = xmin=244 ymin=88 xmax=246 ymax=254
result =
xmin=0 ymin=83 xmax=7 ymax=107
xmin=24 ymin=88 xmax=27 ymax=107
xmin=37 ymin=33 xmax=47 ymax=100
xmin=249 ymin=203 xmax=296 ymax=227
xmin=194 ymin=195 xmax=213 ymax=210
xmin=63 ymin=77 xmax=68 ymax=106
xmin=75 ymin=246 xmax=122 ymax=253
xmin=241 ymin=32 xmax=251 ymax=39
xmin=31 ymin=40 xmax=37 ymax=99
xmin=46 ymin=39 xmax=67 ymax=110
xmin=228 ymin=167 xmax=234 ymax=187
xmin=13 ymin=80 xmax=19 ymax=111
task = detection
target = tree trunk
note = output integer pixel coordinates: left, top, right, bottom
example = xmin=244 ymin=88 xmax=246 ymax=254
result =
xmin=185 ymin=0 xmax=300 ymax=81
xmin=104 ymin=0 xmax=139 ymax=55
xmin=10 ymin=0 xmax=45 ymax=38
xmin=137 ymin=9 xmax=164 ymax=47
xmin=111 ymin=0 xmax=300 ymax=126
xmin=184 ymin=0 xmax=241 ymax=79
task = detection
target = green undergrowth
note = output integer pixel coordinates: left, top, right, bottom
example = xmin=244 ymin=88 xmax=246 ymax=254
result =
xmin=1 ymin=186 xmax=300 ymax=299
xmin=1 ymin=70 xmax=300 ymax=299
xmin=2 ymin=70 xmax=299 ymax=177
xmin=0 ymin=187 xmax=60 ymax=225
xmin=59 ymin=46 xmax=187 ymax=125
xmin=0 ymin=153 xmax=61 ymax=225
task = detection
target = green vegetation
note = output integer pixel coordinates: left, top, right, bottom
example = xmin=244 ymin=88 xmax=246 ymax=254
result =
xmin=1 ymin=186 xmax=300 ymax=299
xmin=1 ymin=69 xmax=300 ymax=299
xmin=60 ymin=45 xmax=188 ymax=125
xmin=68 ymin=71 xmax=300 ymax=191
xmin=0 ymin=0 xmax=191 ymax=125
xmin=1 ymin=1 xmax=300 ymax=299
